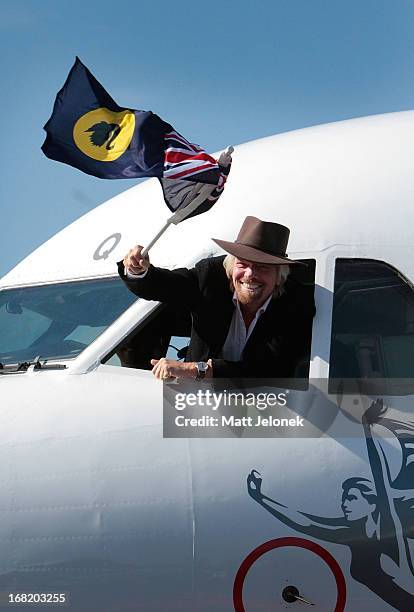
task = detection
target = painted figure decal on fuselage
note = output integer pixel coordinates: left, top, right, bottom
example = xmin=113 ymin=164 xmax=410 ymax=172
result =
xmin=247 ymin=400 xmax=414 ymax=611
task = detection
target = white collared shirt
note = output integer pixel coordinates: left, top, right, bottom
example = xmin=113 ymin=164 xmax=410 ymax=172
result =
xmin=221 ymin=293 xmax=272 ymax=361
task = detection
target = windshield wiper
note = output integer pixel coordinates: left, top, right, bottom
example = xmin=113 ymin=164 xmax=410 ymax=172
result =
xmin=0 ymin=356 xmax=67 ymax=374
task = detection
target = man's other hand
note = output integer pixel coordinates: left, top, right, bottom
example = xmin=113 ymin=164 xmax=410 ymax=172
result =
xmin=123 ymin=245 xmax=150 ymax=275
xmin=150 ymin=358 xmax=198 ymax=380
xmin=151 ymin=359 xmax=214 ymax=380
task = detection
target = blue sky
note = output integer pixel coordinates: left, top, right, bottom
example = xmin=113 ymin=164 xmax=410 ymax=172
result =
xmin=2 ymin=0 xmax=414 ymax=278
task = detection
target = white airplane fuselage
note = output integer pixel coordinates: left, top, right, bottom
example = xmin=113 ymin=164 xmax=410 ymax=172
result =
xmin=1 ymin=111 xmax=414 ymax=611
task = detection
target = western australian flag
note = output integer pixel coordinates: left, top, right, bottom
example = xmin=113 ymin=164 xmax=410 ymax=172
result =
xmin=42 ymin=58 xmax=230 ymax=217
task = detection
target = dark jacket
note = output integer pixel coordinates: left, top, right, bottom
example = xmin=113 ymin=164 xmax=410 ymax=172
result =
xmin=118 ymin=256 xmax=315 ymax=378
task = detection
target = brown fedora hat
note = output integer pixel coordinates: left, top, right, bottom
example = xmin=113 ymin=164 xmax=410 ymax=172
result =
xmin=212 ymin=216 xmax=301 ymax=265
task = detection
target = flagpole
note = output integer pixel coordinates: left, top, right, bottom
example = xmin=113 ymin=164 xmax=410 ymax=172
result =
xmin=141 ymin=219 xmax=173 ymax=258
xmin=141 ymin=147 xmax=233 ymax=257
xmin=141 ymin=184 xmax=214 ymax=257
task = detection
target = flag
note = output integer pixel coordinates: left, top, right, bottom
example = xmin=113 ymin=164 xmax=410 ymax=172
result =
xmin=42 ymin=58 xmax=222 ymax=189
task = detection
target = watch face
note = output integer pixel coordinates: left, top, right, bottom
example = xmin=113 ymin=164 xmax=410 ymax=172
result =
xmin=196 ymin=362 xmax=208 ymax=379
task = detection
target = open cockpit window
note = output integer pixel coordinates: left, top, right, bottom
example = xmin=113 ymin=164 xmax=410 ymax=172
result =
xmin=329 ymin=259 xmax=414 ymax=394
xmin=103 ymin=303 xmax=192 ymax=369
xmin=0 ymin=278 xmax=138 ymax=366
xmin=103 ymin=258 xmax=316 ymax=382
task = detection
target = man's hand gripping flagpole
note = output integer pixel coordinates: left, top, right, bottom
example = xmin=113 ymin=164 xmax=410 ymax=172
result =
xmin=141 ymin=146 xmax=234 ymax=258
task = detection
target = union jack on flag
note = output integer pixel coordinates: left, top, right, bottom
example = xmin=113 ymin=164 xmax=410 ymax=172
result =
xmin=159 ymin=149 xmax=231 ymax=218
xmin=163 ymin=130 xmax=220 ymax=184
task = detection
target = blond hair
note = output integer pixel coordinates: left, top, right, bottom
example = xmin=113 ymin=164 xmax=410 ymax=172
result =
xmin=223 ymin=254 xmax=290 ymax=298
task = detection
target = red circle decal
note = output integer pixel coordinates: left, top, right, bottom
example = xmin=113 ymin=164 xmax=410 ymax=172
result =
xmin=233 ymin=537 xmax=346 ymax=612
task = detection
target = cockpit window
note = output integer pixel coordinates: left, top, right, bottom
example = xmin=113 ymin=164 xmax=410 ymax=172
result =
xmin=329 ymin=259 xmax=414 ymax=393
xmin=0 ymin=278 xmax=138 ymax=365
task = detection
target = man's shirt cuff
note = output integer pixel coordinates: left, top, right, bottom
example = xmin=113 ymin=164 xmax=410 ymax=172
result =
xmin=125 ymin=267 xmax=149 ymax=279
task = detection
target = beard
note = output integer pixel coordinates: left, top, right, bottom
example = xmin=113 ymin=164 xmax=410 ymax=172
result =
xmin=234 ymin=281 xmax=269 ymax=307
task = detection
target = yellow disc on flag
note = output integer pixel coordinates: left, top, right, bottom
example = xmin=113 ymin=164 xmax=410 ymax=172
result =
xmin=73 ymin=108 xmax=135 ymax=161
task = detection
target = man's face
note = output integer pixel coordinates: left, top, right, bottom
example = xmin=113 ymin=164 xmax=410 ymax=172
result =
xmin=232 ymin=258 xmax=281 ymax=310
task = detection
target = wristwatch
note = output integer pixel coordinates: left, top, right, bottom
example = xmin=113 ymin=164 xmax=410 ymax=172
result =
xmin=195 ymin=361 xmax=209 ymax=380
